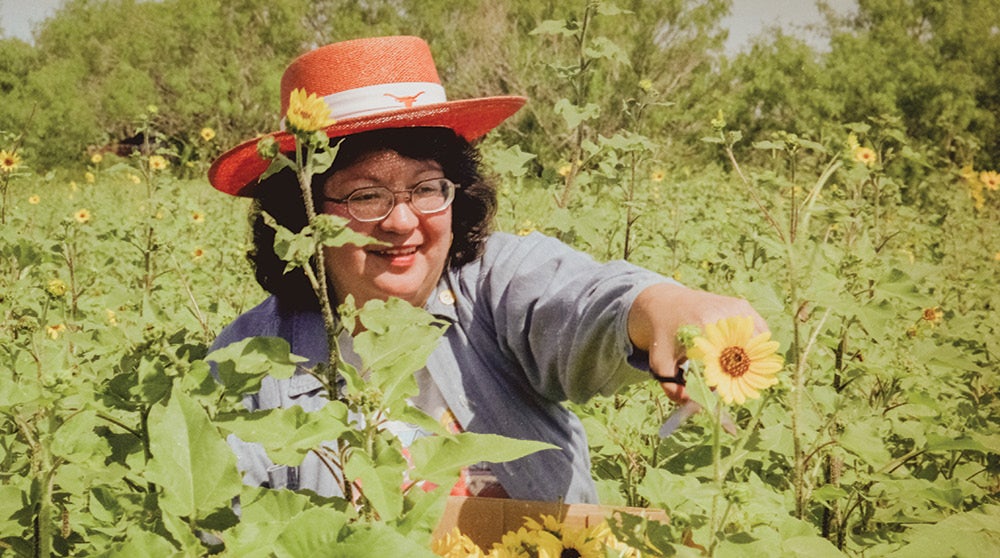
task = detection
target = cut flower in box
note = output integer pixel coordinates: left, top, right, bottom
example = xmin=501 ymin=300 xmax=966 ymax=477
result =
xmin=433 ymin=496 xmax=668 ymax=557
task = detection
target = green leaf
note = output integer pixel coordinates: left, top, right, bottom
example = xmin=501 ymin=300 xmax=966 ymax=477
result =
xmin=554 ymin=99 xmax=601 ymax=129
xmin=886 ymin=506 xmax=1000 ymax=557
xmin=408 ymin=432 xmax=556 ymax=487
xmin=144 ymin=391 xmax=242 ymax=519
xmin=312 ymin=213 xmax=384 ymax=248
xmin=51 ymin=409 xmax=110 ymax=463
xmin=782 ymin=534 xmax=848 ymax=557
xmin=272 ymin=507 xmax=349 ymax=558
xmin=216 ymin=400 xmax=349 ymax=465
xmin=840 ymin=420 xmax=892 ymax=467
xmin=330 ymin=524 xmax=439 ymax=558
xmin=343 ymin=446 xmax=406 ymax=521
xmin=206 ymin=336 xmax=306 ymax=396
xmin=530 ymin=19 xmax=575 ymax=37
xmin=102 ymin=524 xmax=181 ymax=557
xmin=483 ymin=143 xmax=536 ymax=178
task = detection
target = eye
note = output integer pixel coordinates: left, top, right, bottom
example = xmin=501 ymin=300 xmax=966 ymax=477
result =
xmin=350 ymin=188 xmax=388 ymax=203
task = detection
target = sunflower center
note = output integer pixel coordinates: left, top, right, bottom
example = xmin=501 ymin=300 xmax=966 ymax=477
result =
xmin=562 ymin=550 xmax=582 ymax=558
xmin=719 ymin=346 xmax=751 ymax=377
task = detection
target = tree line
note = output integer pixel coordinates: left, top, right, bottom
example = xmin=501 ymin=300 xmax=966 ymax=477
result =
xmin=0 ymin=0 xmax=996 ymax=174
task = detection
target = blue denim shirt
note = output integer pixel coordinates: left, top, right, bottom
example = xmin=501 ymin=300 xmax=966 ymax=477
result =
xmin=211 ymin=232 xmax=672 ymax=503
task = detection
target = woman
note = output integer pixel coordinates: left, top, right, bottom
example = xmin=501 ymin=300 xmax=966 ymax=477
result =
xmin=208 ymin=36 xmax=767 ymax=504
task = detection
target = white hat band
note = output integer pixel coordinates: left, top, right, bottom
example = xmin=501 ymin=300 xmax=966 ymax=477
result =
xmin=280 ymin=82 xmax=446 ymax=131
xmin=327 ymin=82 xmax=446 ymax=119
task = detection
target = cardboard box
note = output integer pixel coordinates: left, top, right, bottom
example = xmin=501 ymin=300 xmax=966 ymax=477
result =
xmin=434 ymin=496 xmax=668 ymax=549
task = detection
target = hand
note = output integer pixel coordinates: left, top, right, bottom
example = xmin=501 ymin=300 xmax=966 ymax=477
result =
xmin=628 ymin=283 xmax=770 ymax=404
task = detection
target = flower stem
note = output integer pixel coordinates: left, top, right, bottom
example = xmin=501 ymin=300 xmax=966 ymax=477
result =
xmin=294 ymin=144 xmax=344 ymax=397
xmin=708 ymin=400 xmax=724 ymax=556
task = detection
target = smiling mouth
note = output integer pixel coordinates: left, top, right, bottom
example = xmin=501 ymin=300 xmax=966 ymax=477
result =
xmin=371 ymin=245 xmax=418 ymax=257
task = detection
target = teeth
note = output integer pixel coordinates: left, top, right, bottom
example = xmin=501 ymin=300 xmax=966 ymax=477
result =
xmin=377 ymin=246 xmax=417 ymax=256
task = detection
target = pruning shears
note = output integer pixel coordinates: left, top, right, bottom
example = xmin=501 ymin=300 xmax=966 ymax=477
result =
xmin=655 ymin=362 xmax=738 ymax=438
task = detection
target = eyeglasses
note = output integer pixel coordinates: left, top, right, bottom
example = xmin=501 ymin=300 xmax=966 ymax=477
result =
xmin=322 ymin=178 xmax=457 ymax=222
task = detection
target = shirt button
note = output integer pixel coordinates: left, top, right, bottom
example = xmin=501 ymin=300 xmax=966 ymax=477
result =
xmin=438 ymin=289 xmax=456 ymax=305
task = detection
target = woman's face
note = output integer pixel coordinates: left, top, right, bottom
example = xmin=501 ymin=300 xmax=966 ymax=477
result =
xmin=321 ymin=149 xmax=452 ymax=308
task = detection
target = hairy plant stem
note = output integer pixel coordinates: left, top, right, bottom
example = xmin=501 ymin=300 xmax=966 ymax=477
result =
xmin=293 ymin=145 xmax=344 ymax=397
xmin=708 ymin=401 xmax=724 ymax=556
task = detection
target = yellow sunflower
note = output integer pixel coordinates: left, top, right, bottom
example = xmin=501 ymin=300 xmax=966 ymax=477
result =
xmin=191 ymin=210 xmax=205 ymax=223
xmin=922 ymin=306 xmax=944 ymax=325
xmin=0 ymin=149 xmax=20 ymax=173
xmin=28 ymin=194 xmax=40 ymax=204
xmin=558 ymin=524 xmax=606 ymax=558
xmin=491 ymin=527 xmax=562 ymax=558
xmin=149 ymin=155 xmax=168 ymax=171
xmin=46 ymin=324 xmax=66 ymax=340
xmin=90 ymin=153 xmax=103 ymax=165
xmin=980 ymin=170 xmax=1000 ymax=191
xmin=689 ymin=316 xmax=783 ymax=405
xmin=432 ymin=527 xmax=485 ymax=558
xmin=200 ymin=127 xmax=216 ymax=141
xmin=650 ymin=169 xmax=665 ymax=182
xmin=74 ymin=208 xmax=91 ymax=223
xmin=285 ymin=88 xmax=335 ymax=133
xmin=852 ymin=146 xmax=877 ymax=166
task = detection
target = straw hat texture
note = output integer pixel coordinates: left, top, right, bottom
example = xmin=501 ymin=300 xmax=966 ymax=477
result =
xmin=209 ymin=35 xmax=526 ymax=196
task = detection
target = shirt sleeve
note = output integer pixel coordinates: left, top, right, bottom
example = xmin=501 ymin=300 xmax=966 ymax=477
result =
xmin=473 ymin=232 xmax=676 ymax=403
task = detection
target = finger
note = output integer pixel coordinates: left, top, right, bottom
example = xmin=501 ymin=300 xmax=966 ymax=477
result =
xmin=660 ymin=381 xmax=689 ymax=404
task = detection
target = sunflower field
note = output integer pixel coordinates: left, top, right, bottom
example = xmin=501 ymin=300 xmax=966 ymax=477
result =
xmin=1 ymin=1 xmax=999 ymax=557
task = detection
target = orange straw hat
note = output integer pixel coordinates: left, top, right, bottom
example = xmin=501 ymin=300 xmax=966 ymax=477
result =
xmin=209 ymin=35 xmax=526 ymax=196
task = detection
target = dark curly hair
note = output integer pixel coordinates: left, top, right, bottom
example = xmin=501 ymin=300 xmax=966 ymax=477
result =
xmin=248 ymin=127 xmax=496 ymax=312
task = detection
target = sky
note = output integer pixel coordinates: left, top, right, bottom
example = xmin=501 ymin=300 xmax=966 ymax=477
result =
xmin=1 ymin=0 xmax=856 ymax=52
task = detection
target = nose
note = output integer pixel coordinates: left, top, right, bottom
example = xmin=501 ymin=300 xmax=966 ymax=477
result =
xmin=378 ymin=197 xmax=419 ymax=232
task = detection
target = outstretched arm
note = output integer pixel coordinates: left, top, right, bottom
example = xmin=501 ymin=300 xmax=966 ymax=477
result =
xmin=627 ymin=282 xmax=769 ymax=403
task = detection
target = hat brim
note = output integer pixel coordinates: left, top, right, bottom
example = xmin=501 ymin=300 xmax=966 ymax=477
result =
xmin=209 ymin=96 xmax=526 ymax=196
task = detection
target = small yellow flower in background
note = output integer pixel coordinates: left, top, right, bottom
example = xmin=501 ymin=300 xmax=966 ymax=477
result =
xmin=853 ymin=146 xmax=877 ymax=166
xmin=46 ymin=324 xmax=66 ymax=340
xmin=191 ymin=247 xmax=205 ymax=259
xmin=149 ymin=155 xmax=168 ymax=171
xmin=47 ymin=279 xmax=67 ymax=297
xmin=994 ymin=251 xmax=1000 ymax=262
xmin=74 ymin=208 xmax=91 ymax=223
xmin=688 ymin=316 xmax=784 ymax=405
xmin=106 ymin=309 xmax=118 ymax=326
xmin=638 ymin=78 xmax=653 ymax=92
xmin=846 ymin=132 xmax=860 ymax=151
xmin=0 ymin=149 xmax=21 ymax=173
xmin=286 ymin=88 xmax=336 ymax=133
xmin=155 ymin=209 xmax=164 ymax=220
xmin=147 ymin=104 xmax=158 ymax=114
xmin=90 ymin=153 xmax=103 ymax=165
xmin=28 ymin=194 xmax=40 ymax=204
xmin=200 ymin=127 xmax=216 ymax=141
xmin=69 ymin=180 xmax=78 ymax=192
xmin=84 ymin=171 xmax=96 ymax=184
xmin=922 ymin=306 xmax=944 ymax=325
xmin=650 ymin=169 xmax=665 ymax=182
xmin=557 ymin=163 xmax=572 ymax=177
xmin=191 ymin=210 xmax=205 ymax=223
xmin=516 ymin=219 xmax=536 ymax=236
xmin=980 ymin=170 xmax=1000 ymax=191
xmin=128 ymin=173 xmax=142 ymax=184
